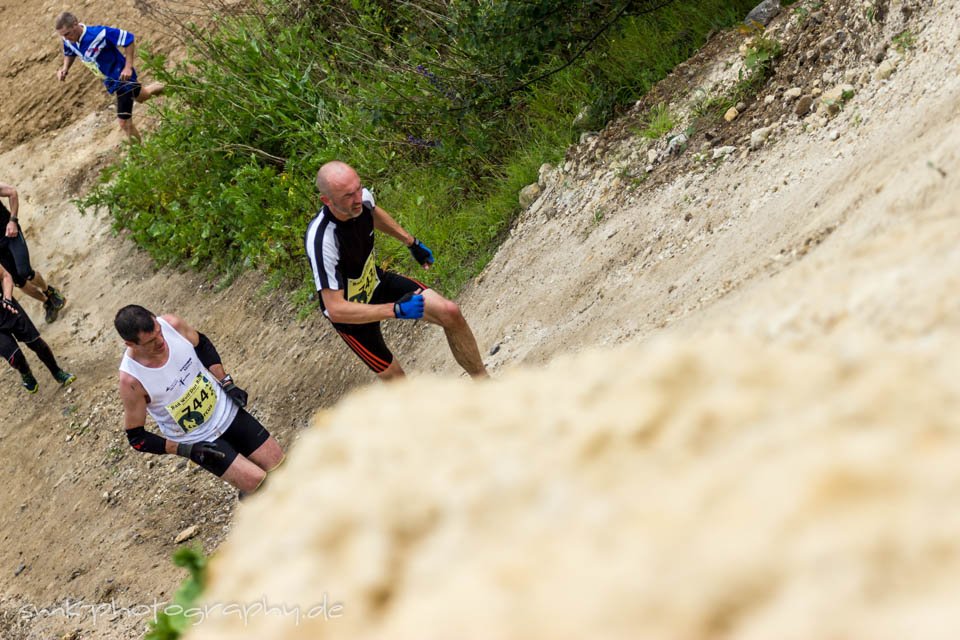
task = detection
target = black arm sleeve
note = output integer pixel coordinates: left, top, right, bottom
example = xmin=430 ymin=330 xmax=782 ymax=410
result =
xmin=126 ymin=426 xmax=167 ymax=455
xmin=195 ymin=332 xmax=222 ymax=369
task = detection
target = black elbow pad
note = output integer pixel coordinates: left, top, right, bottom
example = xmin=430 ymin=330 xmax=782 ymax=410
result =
xmin=195 ymin=332 xmax=222 ymax=369
xmin=126 ymin=426 xmax=166 ymax=455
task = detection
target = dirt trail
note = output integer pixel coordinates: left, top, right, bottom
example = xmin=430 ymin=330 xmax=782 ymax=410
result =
xmin=1 ymin=0 xmax=958 ymax=638
xmin=0 ymin=5 xmax=385 ymax=637
xmin=0 ymin=124 xmax=366 ymax=638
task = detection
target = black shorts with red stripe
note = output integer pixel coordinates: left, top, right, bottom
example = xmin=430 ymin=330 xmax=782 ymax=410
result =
xmin=330 ymin=270 xmax=427 ymax=373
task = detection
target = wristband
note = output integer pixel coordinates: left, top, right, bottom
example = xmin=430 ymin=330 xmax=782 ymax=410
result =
xmin=219 ymin=374 xmax=249 ymax=407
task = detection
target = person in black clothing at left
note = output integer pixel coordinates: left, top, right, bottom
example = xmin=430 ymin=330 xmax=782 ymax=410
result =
xmin=0 ymin=264 xmax=75 ymax=394
xmin=0 ymin=182 xmax=66 ymax=323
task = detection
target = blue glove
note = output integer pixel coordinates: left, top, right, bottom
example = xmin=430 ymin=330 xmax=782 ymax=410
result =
xmin=408 ymin=238 xmax=435 ymax=267
xmin=394 ymin=293 xmax=424 ymax=320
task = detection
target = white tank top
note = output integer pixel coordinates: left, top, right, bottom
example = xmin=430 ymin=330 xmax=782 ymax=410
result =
xmin=119 ymin=317 xmax=238 ymax=443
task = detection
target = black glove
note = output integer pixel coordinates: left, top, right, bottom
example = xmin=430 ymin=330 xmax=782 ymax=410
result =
xmin=408 ymin=238 xmax=435 ymax=267
xmin=176 ymin=441 xmax=226 ymax=465
xmin=220 ymin=374 xmax=248 ymax=408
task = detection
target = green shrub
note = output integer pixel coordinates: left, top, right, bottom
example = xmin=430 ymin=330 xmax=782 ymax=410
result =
xmin=710 ymin=29 xmax=784 ymax=109
xmin=81 ymin=0 xmax=759 ymax=298
xmin=892 ymin=29 xmax=916 ymax=54
xmin=145 ymin=547 xmax=207 ymax=640
xmin=640 ymin=103 xmax=676 ymax=139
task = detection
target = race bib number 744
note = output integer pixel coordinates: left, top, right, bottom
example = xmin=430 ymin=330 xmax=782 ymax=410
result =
xmin=166 ymin=373 xmax=217 ymax=433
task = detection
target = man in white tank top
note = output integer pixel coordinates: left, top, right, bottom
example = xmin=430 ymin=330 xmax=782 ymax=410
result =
xmin=115 ymin=305 xmax=284 ymax=495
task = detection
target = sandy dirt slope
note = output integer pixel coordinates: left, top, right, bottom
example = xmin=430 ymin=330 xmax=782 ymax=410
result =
xmin=416 ymin=0 xmax=959 ymax=369
xmin=1 ymin=0 xmax=958 ymax=638
xmin=0 ymin=0 xmax=180 ymax=153
xmin=0 ymin=4 xmax=423 ymax=638
xmin=190 ymin=0 xmax=960 ymax=638
xmin=192 ymin=334 xmax=960 ymax=640
xmin=0 ymin=113 xmax=430 ymax=635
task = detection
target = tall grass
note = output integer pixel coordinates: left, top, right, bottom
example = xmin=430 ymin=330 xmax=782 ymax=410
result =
xmin=80 ymin=0 xmax=758 ymax=299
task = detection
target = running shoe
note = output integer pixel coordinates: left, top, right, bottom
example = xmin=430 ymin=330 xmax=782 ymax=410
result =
xmin=46 ymin=286 xmax=66 ymax=310
xmin=21 ymin=373 xmax=38 ymax=394
xmin=44 ymin=299 xmax=59 ymax=324
xmin=54 ymin=370 xmax=76 ymax=387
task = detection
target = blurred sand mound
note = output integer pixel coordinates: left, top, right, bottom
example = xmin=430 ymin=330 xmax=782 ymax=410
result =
xmin=189 ymin=335 xmax=960 ymax=640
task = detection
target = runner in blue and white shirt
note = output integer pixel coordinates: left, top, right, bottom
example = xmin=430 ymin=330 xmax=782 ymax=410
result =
xmin=55 ymin=11 xmax=165 ymax=142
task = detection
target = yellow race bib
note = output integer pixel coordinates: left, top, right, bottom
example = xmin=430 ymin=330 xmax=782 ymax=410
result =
xmin=166 ymin=373 xmax=217 ymax=433
xmin=82 ymin=59 xmax=105 ymax=80
xmin=346 ymin=253 xmax=380 ymax=304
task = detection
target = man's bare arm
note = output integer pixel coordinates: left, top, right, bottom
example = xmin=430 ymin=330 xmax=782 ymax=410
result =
xmin=321 ymin=288 xmax=397 ymax=324
xmin=372 ymin=206 xmax=414 ymax=246
xmin=0 ymin=183 xmax=19 ymax=218
xmin=0 ymin=183 xmax=20 ymax=239
xmin=119 ymin=372 xmax=176 ymax=455
xmin=1 ymin=267 xmax=17 ymax=313
xmin=58 ymin=56 xmax=76 ymax=82
xmin=120 ymin=42 xmax=136 ymax=81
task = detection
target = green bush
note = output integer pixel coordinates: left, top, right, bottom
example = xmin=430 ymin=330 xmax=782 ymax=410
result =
xmin=145 ymin=546 xmax=207 ymax=640
xmin=640 ymin=103 xmax=676 ymax=139
xmin=81 ymin=0 xmax=758 ymax=297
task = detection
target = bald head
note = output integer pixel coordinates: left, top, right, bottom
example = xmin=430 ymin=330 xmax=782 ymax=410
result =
xmin=316 ymin=161 xmax=365 ymax=220
xmin=315 ymin=161 xmax=357 ymax=197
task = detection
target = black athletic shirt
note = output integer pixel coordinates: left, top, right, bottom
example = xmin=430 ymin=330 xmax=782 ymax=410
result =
xmin=0 ymin=200 xmax=13 ymax=250
xmin=304 ymin=188 xmax=379 ymax=315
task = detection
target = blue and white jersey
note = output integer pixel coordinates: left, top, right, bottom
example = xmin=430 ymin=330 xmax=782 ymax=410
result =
xmin=62 ymin=24 xmax=137 ymax=94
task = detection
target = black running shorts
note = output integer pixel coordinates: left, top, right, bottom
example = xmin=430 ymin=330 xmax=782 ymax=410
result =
xmin=0 ymin=226 xmax=35 ymax=287
xmin=116 ymin=81 xmax=142 ymax=120
xmin=330 ymin=270 xmax=427 ymax=373
xmin=0 ymin=298 xmax=41 ymax=363
xmin=193 ymin=407 xmax=271 ymax=477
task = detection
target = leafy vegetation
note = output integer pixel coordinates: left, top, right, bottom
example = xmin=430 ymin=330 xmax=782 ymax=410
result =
xmin=791 ymin=0 xmax=821 ymax=24
xmin=892 ymin=29 xmax=916 ymax=54
xmin=690 ymin=27 xmax=783 ymax=127
xmin=736 ymin=32 xmax=784 ymax=99
xmin=145 ymin=547 xmax=208 ymax=640
xmin=81 ymin=0 xmax=759 ymax=299
xmin=640 ymin=103 xmax=676 ymax=139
